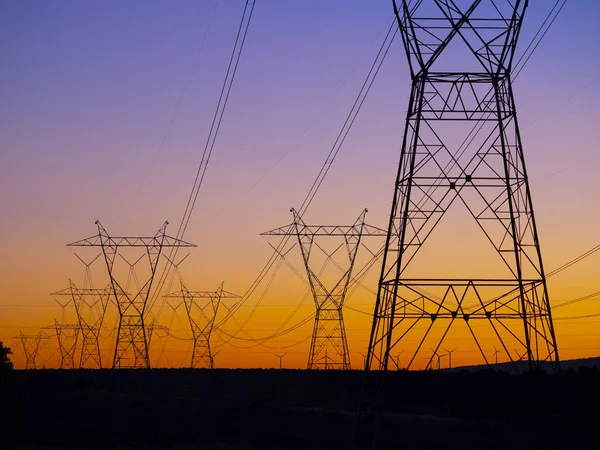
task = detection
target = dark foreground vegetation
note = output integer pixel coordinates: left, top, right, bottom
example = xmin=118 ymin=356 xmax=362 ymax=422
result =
xmin=5 ymin=366 xmax=600 ymax=449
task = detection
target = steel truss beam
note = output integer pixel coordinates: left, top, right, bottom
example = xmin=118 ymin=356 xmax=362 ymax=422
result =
xmin=165 ymin=282 xmax=240 ymax=368
xmin=367 ymin=0 xmax=559 ymax=375
xmin=51 ymin=281 xmax=112 ymax=368
xmin=68 ymin=221 xmax=195 ymax=369
xmin=264 ymin=209 xmax=386 ymax=370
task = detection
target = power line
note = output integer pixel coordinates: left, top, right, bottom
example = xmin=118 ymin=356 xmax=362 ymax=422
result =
xmin=215 ymin=19 xmax=398 ymax=334
xmin=150 ymin=0 xmax=257 ymax=316
xmin=512 ymin=0 xmax=568 ymax=79
xmin=553 ymin=290 xmax=600 ymax=310
xmin=547 ymin=244 xmax=600 ymax=279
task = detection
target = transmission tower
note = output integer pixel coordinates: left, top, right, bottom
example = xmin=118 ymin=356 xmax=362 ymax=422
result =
xmin=68 ymin=221 xmax=195 ymax=369
xmin=165 ymin=281 xmax=240 ymax=368
xmin=14 ymin=331 xmax=46 ymax=369
xmin=51 ymin=280 xmax=111 ymax=368
xmin=43 ymin=319 xmax=80 ymax=369
xmin=263 ymin=209 xmax=386 ymax=370
xmin=366 ymin=0 xmax=559 ymax=374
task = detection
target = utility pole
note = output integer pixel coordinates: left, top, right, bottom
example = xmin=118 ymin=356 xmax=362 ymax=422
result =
xmin=165 ymin=281 xmax=240 ymax=369
xmin=365 ymin=0 xmax=559 ymax=376
xmin=263 ymin=208 xmax=386 ymax=370
xmin=68 ymin=221 xmax=195 ymax=368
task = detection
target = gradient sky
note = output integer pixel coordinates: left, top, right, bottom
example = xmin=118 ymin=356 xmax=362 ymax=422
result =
xmin=1 ymin=1 xmax=599 ymax=369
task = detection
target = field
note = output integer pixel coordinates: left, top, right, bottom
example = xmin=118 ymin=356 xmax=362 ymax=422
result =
xmin=4 ymin=366 xmax=600 ymax=449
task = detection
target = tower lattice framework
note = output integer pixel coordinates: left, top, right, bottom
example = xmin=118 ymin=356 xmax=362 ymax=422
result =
xmin=15 ymin=331 xmax=46 ymax=370
xmin=52 ymin=280 xmax=111 ymax=369
xmin=68 ymin=221 xmax=195 ymax=369
xmin=264 ymin=209 xmax=386 ymax=370
xmin=44 ymin=319 xmax=81 ymax=369
xmin=165 ymin=281 xmax=241 ymax=368
xmin=366 ymin=0 xmax=559 ymax=373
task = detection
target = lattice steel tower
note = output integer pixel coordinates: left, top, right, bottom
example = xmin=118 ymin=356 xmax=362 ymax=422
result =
xmin=166 ymin=281 xmax=240 ymax=368
xmin=52 ymin=280 xmax=111 ymax=369
xmin=366 ymin=0 xmax=559 ymax=373
xmin=264 ymin=209 xmax=386 ymax=369
xmin=15 ymin=331 xmax=45 ymax=370
xmin=44 ymin=319 xmax=80 ymax=369
xmin=68 ymin=221 xmax=195 ymax=369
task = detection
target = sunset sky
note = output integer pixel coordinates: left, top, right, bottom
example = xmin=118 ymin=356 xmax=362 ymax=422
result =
xmin=1 ymin=1 xmax=599 ymax=370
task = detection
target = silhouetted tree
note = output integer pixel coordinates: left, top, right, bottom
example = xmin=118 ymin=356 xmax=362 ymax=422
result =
xmin=0 ymin=340 xmax=13 ymax=371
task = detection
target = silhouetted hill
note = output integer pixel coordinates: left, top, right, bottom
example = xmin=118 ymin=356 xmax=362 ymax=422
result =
xmin=7 ymin=366 xmax=600 ymax=449
xmin=445 ymin=355 xmax=600 ymax=374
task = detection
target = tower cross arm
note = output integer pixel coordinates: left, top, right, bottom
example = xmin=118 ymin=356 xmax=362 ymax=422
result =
xmin=165 ymin=290 xmax=241 ymax=299
xmin=42 ymin=323 xmax=80 ymax=330
xmin=262 ymin=223 xmax=387 ymax=237
xmin=51 ymin=286 xmax=110 ymax=296
xmin=67 ymin=235 xmax=196 ymax=248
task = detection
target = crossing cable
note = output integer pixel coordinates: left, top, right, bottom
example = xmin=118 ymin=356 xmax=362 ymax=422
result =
xmin=114 ymin=0 xmax=222 ymax=224
xmin=216 ymin=313 xmax=315 ymax=344
xmin=546 ymin=244 xmax=600 ymax=279
xmin=216 ymin=240 xmax=339 ymax=346
xmin=226 ymin=241 xmax=387 ymax=345
xmin=512 ymin=0 xmax=568 ymax=80
xmin=215 ymin=19 xmax=398 ymax=332
xmin=149 ymin=0 xmax=257 ymax=316
xmin=553 ymin=290 xmax=600 ymax=310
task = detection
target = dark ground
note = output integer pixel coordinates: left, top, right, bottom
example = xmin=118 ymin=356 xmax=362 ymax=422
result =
xmin=3 ymin=367 xmax=600 ymax=449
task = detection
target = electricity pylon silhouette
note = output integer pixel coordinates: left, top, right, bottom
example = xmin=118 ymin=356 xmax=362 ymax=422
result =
xmin=263 ymin=209 xmax=386 ymax=370
xmin=165 ymin=281 xmax=240 ymax=368
xmin=43 ymin=319 xmax=80 ymax=369
xmin=14 ymin=331 xmax=46 ymax=369
xmin=51 ymin=280 xmax=111 ymax=368
xmin=68 ymin=221 xmax=195 ymax=368
xmin=366 ymin=0 xmax=559 ymax=377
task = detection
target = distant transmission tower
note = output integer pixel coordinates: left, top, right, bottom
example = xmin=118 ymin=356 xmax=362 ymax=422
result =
xmin=44 ymin=319 xmax=80 ymax=369
xmin=165 ymin=281 xmax=240 ymax=368
xmin=51 ymin=280 xmax=111 ymax=368
xmin=366 ymin=0 xmax=559 ymax=373
xmin=68 ymin=221 xmax=195 ymax=368
xmin=263 ymin=209 xmax=386 ymax=370
xmin=15 ymin=331 xmax=45 ymax=369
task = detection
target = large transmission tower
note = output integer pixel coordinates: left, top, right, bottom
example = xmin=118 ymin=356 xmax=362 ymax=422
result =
xmin=366 ymin=0 xmax=559 ymax=373
xmin=165 ymin=281 xmax=240 ymax=368
xmin=68 ymin=221 xmax=195 ymax=369
xmin=263 ymin=209 xmax=386 ymax=369
xmin=51 ymin=280 xmax=111 ymax=368
xmin=43 ymin=319 xmax=80 ymax=369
